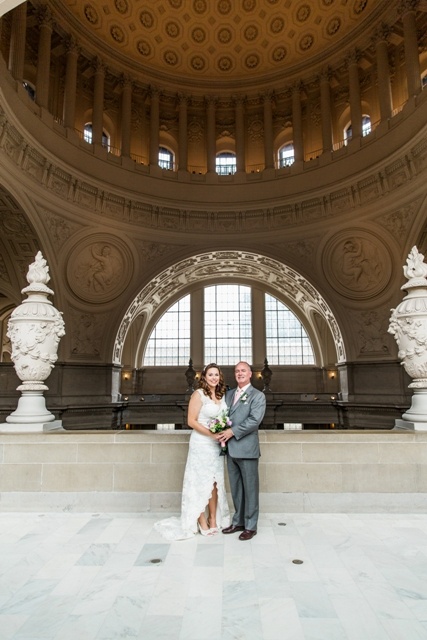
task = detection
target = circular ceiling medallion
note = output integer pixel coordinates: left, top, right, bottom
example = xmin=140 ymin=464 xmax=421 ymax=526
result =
xmin=66 ymin=235 xmax=133 ymax=303
xmin=322 ymin=230 xmax=392 ymax=299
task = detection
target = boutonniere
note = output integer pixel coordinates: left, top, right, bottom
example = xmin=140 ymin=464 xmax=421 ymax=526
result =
xmin=240 ymin=392 xmax=249 ymax=404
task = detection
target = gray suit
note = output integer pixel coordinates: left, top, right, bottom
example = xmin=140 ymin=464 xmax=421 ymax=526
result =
xmin=225 ymin=385 xmax=266 ymax=531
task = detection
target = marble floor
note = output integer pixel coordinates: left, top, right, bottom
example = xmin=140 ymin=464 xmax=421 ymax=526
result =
xmin=1 ymin=512 xmax=427 ymax=640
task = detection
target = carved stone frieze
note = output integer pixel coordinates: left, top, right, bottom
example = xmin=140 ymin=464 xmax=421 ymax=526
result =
xmin=376 ymin=199 xmax=421 ymax=246
xmin=354 ymin=308 xmax=392 ymax=355
xmin=69 ymin=308 xmax=106 ymax=356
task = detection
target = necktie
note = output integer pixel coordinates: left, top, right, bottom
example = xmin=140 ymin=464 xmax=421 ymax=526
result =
xmin=233 ymin=388 xmax=242 ymax=405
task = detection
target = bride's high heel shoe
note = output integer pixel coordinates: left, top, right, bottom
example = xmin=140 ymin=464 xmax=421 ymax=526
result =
xmin=207 ymin=519 xmax=219 ymax=535
xmin=197 ymin=521 xmax=213 ymax=536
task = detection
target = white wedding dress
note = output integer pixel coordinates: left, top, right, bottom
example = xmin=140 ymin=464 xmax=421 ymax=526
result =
xmin=154 ymin=389 xmax=230 ymax=541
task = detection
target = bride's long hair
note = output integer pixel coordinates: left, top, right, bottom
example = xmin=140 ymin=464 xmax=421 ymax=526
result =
xmin=199 ymin=363 xmax=226 ymax=400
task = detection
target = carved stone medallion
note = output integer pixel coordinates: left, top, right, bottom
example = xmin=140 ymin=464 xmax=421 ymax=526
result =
xmin=66 ymin=235 xmax=132 ymax=303
xmin=322 ymin=230 xmax=392 ymax=299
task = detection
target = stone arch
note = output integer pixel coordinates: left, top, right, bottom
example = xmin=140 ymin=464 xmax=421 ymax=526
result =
xmin=113 ymin=250 xmax=346 ymax=366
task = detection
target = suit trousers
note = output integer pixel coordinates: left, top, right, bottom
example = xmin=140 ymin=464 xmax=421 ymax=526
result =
xmin=227 ymin=455 xmax=259 ymax=531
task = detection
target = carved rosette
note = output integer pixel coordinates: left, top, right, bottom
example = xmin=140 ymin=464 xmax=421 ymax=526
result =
xmin=7 ymin=252 xmax=65 ymax=391
xmin=388 ymin=246 xmax=427 ymax=388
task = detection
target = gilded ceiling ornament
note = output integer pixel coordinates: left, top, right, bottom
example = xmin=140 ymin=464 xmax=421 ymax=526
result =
xmin=353 ymin=0 xmax=369 ymax=14
xmin=218 ymin=0 xmax=232 ymax=15
xmin=245 ymin=54 xmax=260 ymax=69
xmin=110 ymin=25 xmax=125 ymax=44
xmin=193 ymin=0 xmax=207 ymax=14
xmin=83 ymin=4 xmax=99 ymax=26
xmin=244 ymin=25 xmax=259 ymax=41
xmin=168 ymin=0 xmax=183 ymax=8
xmin=326 ymin=17 xmax=341 ymax=36
xmin=139 ymin=10 xmax=154 ymax=28
xmin=166 ymin=21 xmax=180 ymax=38
xmin=243 ymin=0 xmax=256 ymax=11
xmin=137 ymin=40 xmax=151 ymax=57
xmin=270 ymin=17 xmax=285 ymax=34
xmin=114 ymin=0 xmax=129 ymax=15
xmin=217 ymin=28 xmax=232 ymax=44
xmin=191 ymin=27 xmax=206 ymax=43
xmin=297 ymin=5 xmax=311 ymax=22
xmin=272 ymin=46 xmax=287 ymax=63
xmin=218 ymin=56 xmax=233 ymax=72
xmin=299 ymin=34 xmax=314 ymax=52
xmin=191 ymin=55 xmax=206 ymax=71
xmin=163 ymin=51 xmax=179 ymax=66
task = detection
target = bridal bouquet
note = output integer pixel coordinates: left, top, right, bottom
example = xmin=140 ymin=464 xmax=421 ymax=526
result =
xmin=209 ymin=410 xmax=232 ymax=456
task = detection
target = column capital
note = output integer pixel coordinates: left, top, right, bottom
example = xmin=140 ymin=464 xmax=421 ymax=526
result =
xmin=232 ymin=94 xmax=246 ymax=107
xmin=37 ymin=5 xmax=54 ymax=29
xmin=205 ymin=95 xmax=218 ymax=108
xmin=291 ymin=81 xmax=303 ymax=96
xmin=345 ymin=48 xmax=361 ymax=68
xmin=398 ymin=0 xmax=419 ymax=16
xmin=371 ymin=22 xmax=391 ymax=45
xmin=119 ymin=73 xmax=133 ymax=90
xmin=317 ymin=66 xmax=333 ymax=83
xmin=177 ymin=92 xmax=189 ymax=106
xmin=64 ymin=35 xmax=81 ymax=56
xmin=92 ymin=56 xmax=107 ymax=75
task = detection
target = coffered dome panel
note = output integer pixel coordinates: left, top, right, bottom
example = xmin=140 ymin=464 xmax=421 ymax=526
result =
xmin=58 ymin=0 xmax=383 ymax=87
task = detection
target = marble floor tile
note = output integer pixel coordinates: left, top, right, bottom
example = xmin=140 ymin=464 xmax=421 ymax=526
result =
xmin=3 ymin=512 xmax=427 ymax=638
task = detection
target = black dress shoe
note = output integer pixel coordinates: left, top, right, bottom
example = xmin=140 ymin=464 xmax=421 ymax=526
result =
xmin=222 ymin=524 xmax=245 ymax=534
xmin=239 ymin=529 xmax=257 ymax=541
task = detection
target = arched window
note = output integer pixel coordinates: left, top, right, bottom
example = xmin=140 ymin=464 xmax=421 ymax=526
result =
xmin=216 ymin=152 xmax=237 ymax=175
xmin=158 ymin=146 xmax=174 ymax=170
xmin=144 ymin=295 xmax=190 ymax=365
xmin=84 ymin=123 xmax=110 ymax=149
xmin=142 ymin=285 xmax=315 ymax=366
xmin=265 ymin=294 xmax=314 ymax=364
xmin=204 ymin=284 xmax=251 ymax=364
xmin=278 ymin=143 xmax=295 ymax=168
xmin=344 ymin=115 xmax=371 ymax=142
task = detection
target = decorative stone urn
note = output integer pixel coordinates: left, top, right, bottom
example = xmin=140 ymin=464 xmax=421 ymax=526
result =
xmin=388 ymin=246 xmax=427 ymax=430
xmin=1 ymin=252 xmax=65 ymax=432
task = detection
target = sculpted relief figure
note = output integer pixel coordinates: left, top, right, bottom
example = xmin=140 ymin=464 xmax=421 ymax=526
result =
xmin=72 ymin=242 xmax=123 ymax=299
xmin=338 ymin=238 xmax=382 ymax=291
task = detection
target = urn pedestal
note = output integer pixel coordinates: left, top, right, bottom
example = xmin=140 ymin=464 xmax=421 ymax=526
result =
xmin=0 ymin=252 xmax=65 ymax=433
xmin=388 ymin=247 xmax=427 ymax=430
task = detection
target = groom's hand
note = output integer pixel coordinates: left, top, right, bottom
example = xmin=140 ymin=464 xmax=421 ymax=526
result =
xmin=217 ymin=430 xmax=234 ymax=443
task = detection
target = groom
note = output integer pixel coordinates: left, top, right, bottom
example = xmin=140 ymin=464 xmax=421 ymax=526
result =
xmin=217 ymin=361 xmax=266 ymax=541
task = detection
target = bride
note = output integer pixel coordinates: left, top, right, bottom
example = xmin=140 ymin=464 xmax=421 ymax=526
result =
xmin=155 ymin=363 xmax=230 ymax=541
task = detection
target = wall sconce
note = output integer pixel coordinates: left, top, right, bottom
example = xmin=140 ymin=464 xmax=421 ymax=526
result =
xmin=195 ymin=374 xmax=199 ymax=380
xmin=258 ymin=373 xmax=262 ymax=379
xmin=328 ymin=371 xmax=336 ymax=380
xmin=123 ymin=396 xmax=129 ymax=401
xmin=123 ymin=373 xmax=129 ymax=380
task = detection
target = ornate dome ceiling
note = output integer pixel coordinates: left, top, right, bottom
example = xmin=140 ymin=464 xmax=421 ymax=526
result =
xmin=56 ymin=0 xmax=387 ymax=89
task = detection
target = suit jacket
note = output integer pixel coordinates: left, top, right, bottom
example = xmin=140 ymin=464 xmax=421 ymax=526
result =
xmin=225 ymin=384 xmax=266 ymax=458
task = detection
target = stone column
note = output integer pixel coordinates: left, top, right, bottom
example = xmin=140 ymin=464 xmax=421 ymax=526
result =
xmin=319 ymin=68 xmax=333 ymax=152
xmin=373 ymin=24 xmax=393 ymax=121
xmin=8 ymin=1 xmax=26 ymax=81
xmin=346 ymin=50 xmax=362 ymax=139
xmin=35 ymin=5 xmax=53 ymax=109
xmin=263 ymin=91 xmax=274 ymax=169
xmin=291 ymin=82 xmax=304 ymax=162
xmin=178 ymin=93 xmax=188 ymax=171
xmin=399 ymin=0 xmax=421 ymax=97
xmin=120 ymin=75 xmax=132 ymax=157
xmin=149 ymin=87 xmax=160 ymax=166
xmin=92 ymin=57 xmax=105 ymax=146
xmin=206 ymin=96 xmax=216 ymax=173
xmin=63 ymin=36 xmax=79 ymax=129
xmin=234 ymin=95 xmax=246 ymax=172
